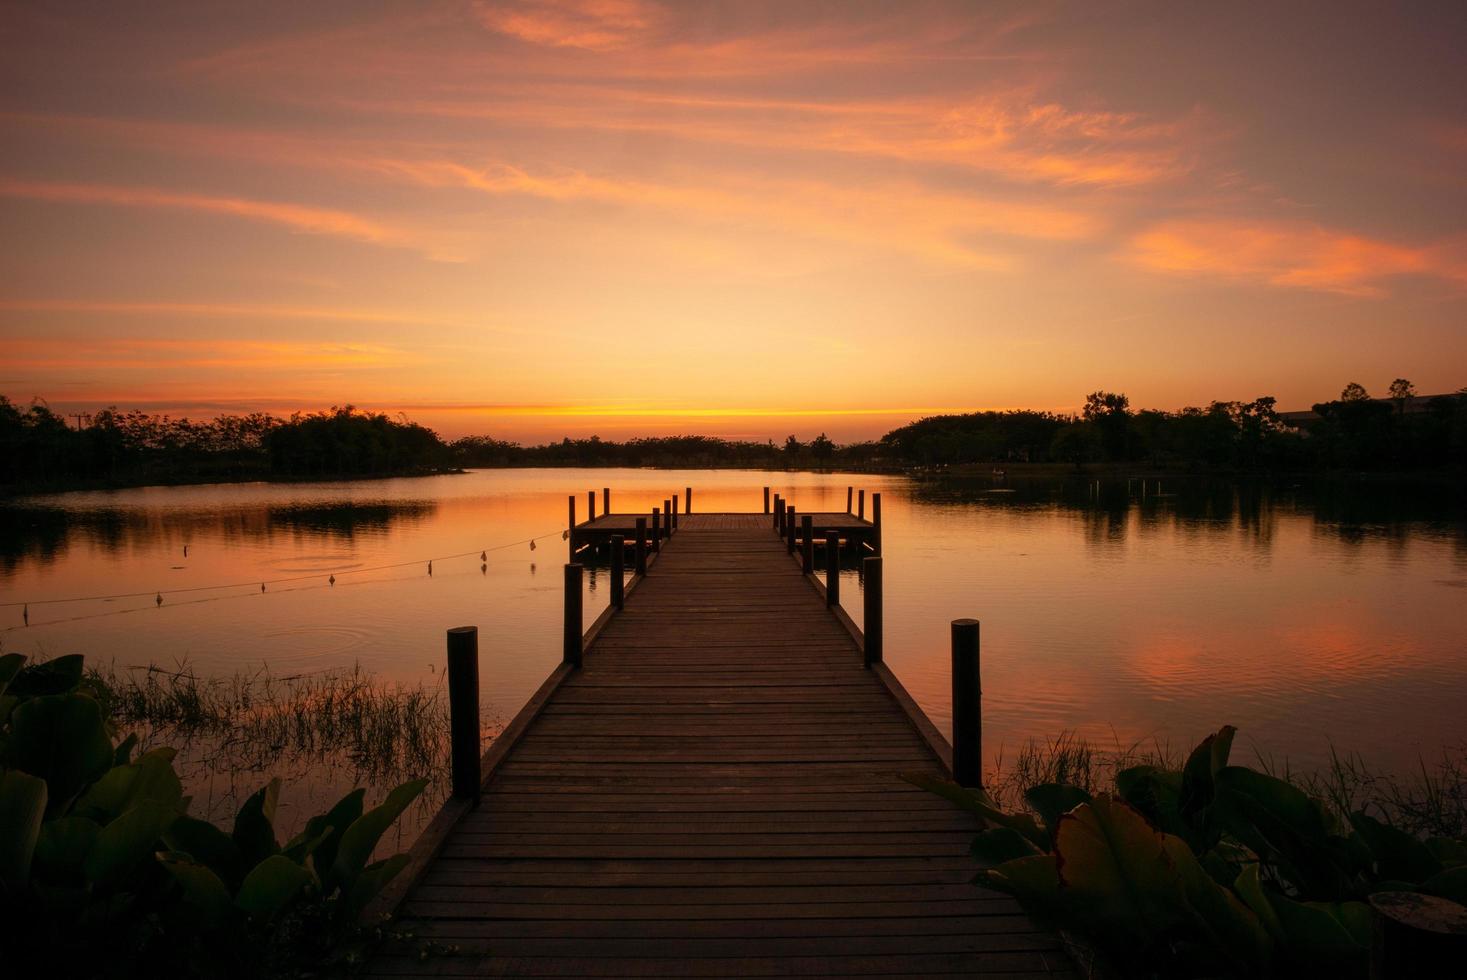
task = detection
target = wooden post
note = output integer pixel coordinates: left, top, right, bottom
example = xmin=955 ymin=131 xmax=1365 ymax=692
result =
xmin=672 ymin=494 xmax=679 ymax=532
xmin=603 ymin=487 xmax=610 ymax=515
xmin=446 ymin=626 xmax=480 ymax=802
xmin=568 ymin=494 xmax=576 ymax=529
xmin=635 ymin=518 xmax=647 ymax=575
xmin=801 ymin=515 xmax=814 ymax=574
xmin=651 ymin=507 xmax=661 ymax=553
xmin=763 ymin=486 xmax=770 ymax=513
xmin=846 ymin=486 xmax=853 ymax=513
xmin=952 ymin=619 xmax=981 ymax=787
xmin=563 ymin=565 xmax=583 ymax=668
xmin=786 ymin=505 xmax=797 ymax=553
xmin=1371 ymin=891 xmax=1467 ymax=978
xmin=773 ymin=493 xmax=782 ymax=532
xmin=685 ymin=487 xmax=693 ymax=514
xmin=858 ymin=489 xmax=865 ymax=519
xmin=610 ymin=535 xmax=625 ymax=609
xmin=664 ymin=498 xmax=672 ymax=537
xmin=824 ymin=529 xmax=840 ymax=607
xmin=567 ymin=494 xmax=577 ymax=560
xmin=872 ymin=492 xmax=883 ymax=555
xmin=588 ymin=490 xmax=596 ymax=522
xmin=863 ymin=557 xmax=882 ymax=667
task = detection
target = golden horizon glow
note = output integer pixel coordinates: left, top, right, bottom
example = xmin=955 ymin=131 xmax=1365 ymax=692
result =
xmin=3 ymin=1 xmax=1465 ymax=441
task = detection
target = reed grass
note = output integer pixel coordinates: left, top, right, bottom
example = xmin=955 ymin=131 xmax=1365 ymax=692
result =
xmin=988 ymin=729 xmax=1467 ymax=839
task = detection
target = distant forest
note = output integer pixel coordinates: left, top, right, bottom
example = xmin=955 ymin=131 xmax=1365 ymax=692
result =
xmin=3 ymin=381 xmax=1464 ymax=491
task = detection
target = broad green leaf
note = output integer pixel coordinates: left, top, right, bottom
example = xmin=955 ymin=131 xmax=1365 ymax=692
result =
xmin=345 ymin=852 xmax=411 ymax=914
xmin=235 ymin=854 xmax=312 ymax=920
xmin=232 ymin=779 xmax=281 ymax=867
xmin=164 ymin=815 xmax=244 ymax=889
xmin=160 ymin=853 xmax=234 ymax=929
xmin=1050 ymin=796 xmax=1187 ymax=943
xmin=6 ymin=693 xmax=114 ymax=813
xmin=75 ymin=747 xmax=182 ymax=822
xmin=1234 ymin=863 xmax=1286 ymax=943
xmin=1423 ymin=865 xmax=1467 ymax=904
xmin=84 ymin=798 xmax=171 ymax=889
xmin=1426 ymin=837 xmax=1467 ymax=868
xmin=0 ymin=653 xmax=25 ymax=697
xmin=1023 ymin=783 xmax=1092 ymax=841
xmin=113 ymin=733 xmax=138 ymax=767
xmin=901 ymin=772 xmax=1047 ymax=849
xmin=6 ymin=655 xmax=85 ymax=697
xmin=977 ymin=854 xmax=1062 ymax=913
xmin=33 ymin=815 xmax=101 ymax=884
xmin=1161 ymin=835 xmax=1272 ymax=975
xmin=284 ymin=788 xmax=363 ymax=877
xmin=1178 ymin=725 xmax=1234 ymax=848
xmin=1349 ymin=811 xmax=1441 ymax=883
xmin=1214 ymin=765 xmax=1356 ymax=898
xmin=970 ymin=826 xmax=1043 ymax=865
xmin=1115 ymin=764 xmax=1184 ymax=837
xmin=327 ymin=778 xmax=426 ymax=894
xmin=0 ymin=769 xmax=47 ymax=894
xmin=1272 ymin=894 xmax=1370 ymax=971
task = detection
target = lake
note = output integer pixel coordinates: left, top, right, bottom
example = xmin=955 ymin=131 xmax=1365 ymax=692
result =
xmin=4 ymin=468 xmax=1464 ymax=842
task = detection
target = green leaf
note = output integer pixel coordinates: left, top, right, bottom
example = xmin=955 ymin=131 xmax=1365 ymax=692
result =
xmin=284 ymin=788 xmax=363 ymax=877
xmin=1214 ymin=765 xmax=1357 ymax=898
xmin=345 ymin=852 xmax=411 ymax=915
xmin=6 ymin=692 xmax=115 ymax=813
xmin=1273 ymin=894 xmax=1371 ymax=971
xmin=1023 ymin=783 xmax=1092 ymax=841
xmin=1427 ymin=837 xmax=1467 ymax=868
xmin=0 ymin=769 xmax=47 ymax=894
xmin=6 ymin=655 xmax=85 ymax=698
xmin=113 ymin=733 xmax=138 ymax=767
xmin=1234 ymin=863 xmax=1286 ymax=943
xmin=1162 ymin=836 xmax=1272 ymax=975
xmin=232 ymin=779 xmax=281 ymax=867
xmin=1349 ymin=811 xmax=1441 ymax=883
xmin=1178 ymin=725 xmax=1234 ymax=848
xmin=1115 ymin=764 xmax=1185 ymax=837
xmin=164 ymin=815 xmax=244 ymax=889
xmin=970 ymin=826 xmax=1043 ymax=864
xmin=1422 ymin=865 xmax=1467 ymax=905
xmin=0 ymin=653 xmax=26 ymax=697
xmin=901 ymin=772 xmax=1047 ymax=849
xmin=160 ymin=853 xmax=234 ymax=929
xmin=85 ymin=798 xmax=172 ymax=889
xmin=326 ymin=779 xmax=426 ymax=894
xmin=977 ymin=854 xmax=1062 ymax=913
xmin=235 ymin=854 xmax=312 ymax=921
xmin=75 ymin=747 xmax=182 ymax=823
xmin=33 ymin=815 xmax=101 ymax=884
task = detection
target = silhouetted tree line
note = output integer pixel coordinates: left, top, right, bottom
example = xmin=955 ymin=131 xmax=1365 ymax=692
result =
xmin=884 ymin=382 xmax=1467 ymax=471
xmin=4 ymin=381 xmax=1463 ymax=491
xmin=0 ymin=400 xmax=451 ymax=489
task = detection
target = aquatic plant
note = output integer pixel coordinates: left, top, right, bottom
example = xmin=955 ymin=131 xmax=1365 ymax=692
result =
xmin=911 ymin=726 xmax=1467 ymax=978
xmin=0 ymin=652 xmax=426 ymax=978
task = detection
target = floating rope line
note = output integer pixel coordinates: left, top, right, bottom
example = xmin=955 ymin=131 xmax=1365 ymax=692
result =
xmin=2 ymin=527 xmax=566 ymax=612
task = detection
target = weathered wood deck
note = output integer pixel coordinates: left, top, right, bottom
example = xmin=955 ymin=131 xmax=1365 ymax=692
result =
xmin=366 ymin=513 xmax=1075 ymax=977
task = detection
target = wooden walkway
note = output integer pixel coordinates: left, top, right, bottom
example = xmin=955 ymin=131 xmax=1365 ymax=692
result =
xmin=366 ymin=514 xmax=1075 ymax=978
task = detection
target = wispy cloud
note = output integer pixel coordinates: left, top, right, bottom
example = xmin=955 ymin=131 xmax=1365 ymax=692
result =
xmin=474 ymin=0 xmax=662 ymax=51
xmin=0 ymin=337 xmax=420 ymax=371
xmin=1126 ymin=218 xmax=1467 ymax=297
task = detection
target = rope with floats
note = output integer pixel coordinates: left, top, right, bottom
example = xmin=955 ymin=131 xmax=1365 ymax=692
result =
xmin=3 ymin=526 xmax=567 ymax=626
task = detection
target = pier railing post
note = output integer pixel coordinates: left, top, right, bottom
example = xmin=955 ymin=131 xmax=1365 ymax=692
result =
xmin=651 ymin=507 xmax=661 ymax=553
xmin=635 ymin=518 xmax=647 ymax=575
xmin=685 ymin=486 xmax=692 ymax=514
xmin=801 ymin=515 xmax=814 ymax=574
xmin=588 ymin=490 xmax=596 ymax=522
xmin=764 ymin=486 xmax=770 ymax=514
xmin=872 ymin=492 xmax=883 ymax=555
xmin=824 ymin=529 xmax=840 ymax=607
xmin=603 ymin=487 xmax=610 ymax=514
xmin=773 ymin=493 xmax=782 ymax=532
xmin=610 ymin=535 xmax=625 ymax=609
xmin=671 ymin=494 xmax=678 ymax=532
xmin=863 ymin=557 xmax=882 ymax=667
xmin=563 ymin=565 xmax=583 ymax=667
xmin=951 ymin=619 xmax=981 ymax=787
xmin=786 ymin=505 xmax=797 ymax=553
xmin=847 ymin=486 xmax=853 ymax=513
xmin=858 ymin=489 xmax=865 ymax=520
xmin=664 ymin=498 xmax=672 ymax=537
xmin=447 ymin=626 xmax=480 ymax=803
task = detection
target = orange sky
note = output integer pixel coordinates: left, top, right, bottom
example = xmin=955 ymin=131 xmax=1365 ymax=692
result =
xmin=2 ymin=1 xmax=1465 ymax=442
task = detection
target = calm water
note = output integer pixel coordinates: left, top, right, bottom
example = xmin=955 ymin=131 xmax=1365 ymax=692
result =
xmin=3 ymin=469 xmax=1465 ymax=838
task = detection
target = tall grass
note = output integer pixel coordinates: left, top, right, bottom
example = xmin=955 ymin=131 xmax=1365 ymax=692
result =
xmin=988 ymin=729 xmax=1467 ymax=839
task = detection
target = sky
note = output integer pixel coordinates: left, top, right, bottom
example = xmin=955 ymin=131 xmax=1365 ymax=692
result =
xmin=2 ymin=0 xmax=1465 ymax=442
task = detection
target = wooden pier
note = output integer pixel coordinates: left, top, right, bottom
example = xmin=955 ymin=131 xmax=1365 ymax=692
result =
xmin=365 ymin=492 xmax=1076 ymax=978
